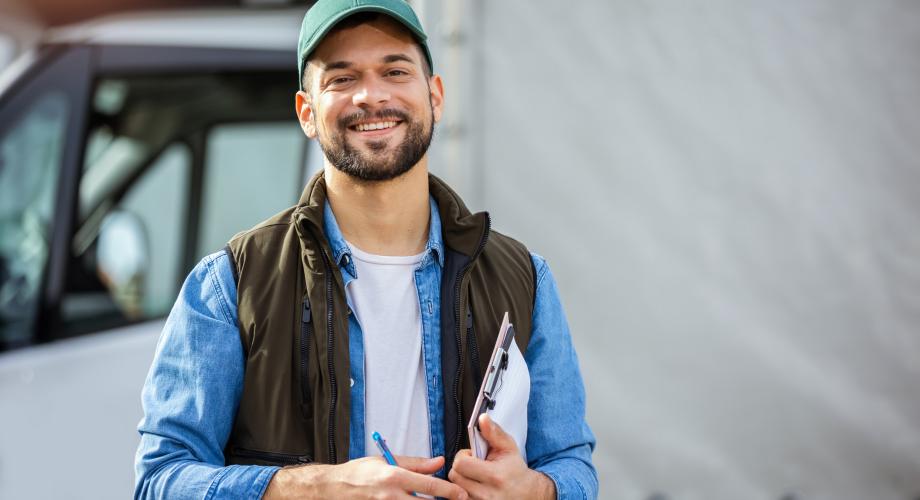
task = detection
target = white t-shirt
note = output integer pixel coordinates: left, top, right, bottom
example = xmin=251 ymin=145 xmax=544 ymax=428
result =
xmin=344 ymin=241 xmax=432 ymax=459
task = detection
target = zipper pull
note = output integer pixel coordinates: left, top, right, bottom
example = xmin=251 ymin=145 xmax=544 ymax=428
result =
xmin=302 ymin=299 xmax=312 ymax=323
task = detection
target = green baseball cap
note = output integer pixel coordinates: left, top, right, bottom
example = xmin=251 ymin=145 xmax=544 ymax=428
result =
xmin=297 ymin=0 xmax=434 ymax=90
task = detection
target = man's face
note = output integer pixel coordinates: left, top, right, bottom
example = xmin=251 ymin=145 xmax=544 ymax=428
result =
xmin=297 ymin=17 xmax=443 ymax=182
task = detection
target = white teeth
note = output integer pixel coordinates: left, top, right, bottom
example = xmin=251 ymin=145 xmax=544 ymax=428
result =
xmin=355 ymin=121 xmax=397 ymax=131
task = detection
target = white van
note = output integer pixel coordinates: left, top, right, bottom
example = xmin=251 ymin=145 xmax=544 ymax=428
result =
xmin=0 ymin=7 xmax=315 ymax=499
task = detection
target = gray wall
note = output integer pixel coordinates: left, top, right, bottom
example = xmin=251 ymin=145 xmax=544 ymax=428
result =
xmin=425 ymin=1 xmax=920 ymax=499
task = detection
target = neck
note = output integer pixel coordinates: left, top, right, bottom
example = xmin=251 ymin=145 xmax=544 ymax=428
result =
xmin=324 ymin=159 xmax=430 ymax=256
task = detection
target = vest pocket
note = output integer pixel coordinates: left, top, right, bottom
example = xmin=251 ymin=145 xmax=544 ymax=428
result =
xmin=229 ymin=446 xmax=313 ymax=466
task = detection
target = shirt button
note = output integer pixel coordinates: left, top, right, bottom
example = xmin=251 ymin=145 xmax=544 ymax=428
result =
xmin=350 ymin=378 xmax=355 ymax=387
xmin=343 ymin=254 xmax=351 ymax=265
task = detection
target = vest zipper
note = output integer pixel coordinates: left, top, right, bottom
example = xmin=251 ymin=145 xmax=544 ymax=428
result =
xmin=304 ymin=225 xmax=338 ymax=464
xmin=301 ymin=298 xmax=313 ymax=409
xmin=448 ymin=214 xmax=491 ymax=468
xmin=467 ymin=306 xmax=481 ymax=385
xmin=323 ymin=256 xmax=337 ymax=464
xmin=232 ymin=446 xmax=312 ymax=465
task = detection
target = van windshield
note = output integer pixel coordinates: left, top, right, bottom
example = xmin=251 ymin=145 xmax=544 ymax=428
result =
xmin=0 ymin=91 xmax=68 ymax=347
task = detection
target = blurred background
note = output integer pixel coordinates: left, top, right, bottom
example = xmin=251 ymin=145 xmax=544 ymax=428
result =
xmin=1 ymin=0 xmax=919 ymax=499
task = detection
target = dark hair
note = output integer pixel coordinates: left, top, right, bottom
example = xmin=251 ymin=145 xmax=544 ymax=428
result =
xmin=300 ymin=12 xmax=432 ymax=92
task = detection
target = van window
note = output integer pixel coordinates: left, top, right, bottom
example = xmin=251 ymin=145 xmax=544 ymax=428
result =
xmin=53 ymin=71 xmax=306 ymax=338
xmin=196 ymin=122 xmax=306 ymax=258
xmin=60 ymin=142 xmax=190 ymax=333
xmin=0 ymin=91 xmax=68 ymax=346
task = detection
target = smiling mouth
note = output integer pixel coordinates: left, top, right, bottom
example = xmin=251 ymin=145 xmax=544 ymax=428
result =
xmin=349 ymin=120 xmax=401 ymax=132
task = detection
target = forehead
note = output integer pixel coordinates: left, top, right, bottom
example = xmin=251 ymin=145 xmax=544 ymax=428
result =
xmin=309 ymin=16 xmax=422 ymax=71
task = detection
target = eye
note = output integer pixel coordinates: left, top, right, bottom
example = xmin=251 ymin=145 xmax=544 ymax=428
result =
xmin=386 ymin=69 xmax=410 ymax=77
xmin=327 ymin=75 xmax=353 ymax=86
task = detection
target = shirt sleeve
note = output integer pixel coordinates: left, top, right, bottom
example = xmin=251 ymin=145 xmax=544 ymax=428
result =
xmin=134 ymin=250 xmax=279 ymax=500
xmin=525 ymin=253 xmax=599 ymax=500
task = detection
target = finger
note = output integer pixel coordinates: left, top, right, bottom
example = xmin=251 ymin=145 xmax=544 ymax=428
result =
xmin=395 ymin=455 xmax=444 ymax=474
xmin=451 ymin=446 xmax=499 ymax=484
xmin=479 ymin=414 xmax=518 ymax=455
xmin=398 ymin=469 xmax=469 ymax=500
xmin=448 ymin=467 xmax=488 ymax=500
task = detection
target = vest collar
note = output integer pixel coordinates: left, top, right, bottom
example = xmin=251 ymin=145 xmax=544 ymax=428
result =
xmin=293 ymin=170 xmax=328 ymax=232
xmin=428 ymin=174 xmax=491 ymax=259
xmin=294 ymin=170 xmax=490 ymax=260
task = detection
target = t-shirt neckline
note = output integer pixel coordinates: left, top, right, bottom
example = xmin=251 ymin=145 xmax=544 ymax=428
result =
xmin=345 ymin=240 xmax=427 ymax=266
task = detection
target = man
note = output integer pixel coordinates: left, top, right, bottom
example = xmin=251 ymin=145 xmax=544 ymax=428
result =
xmin=134 ymin=0 xmax=597 ymax=498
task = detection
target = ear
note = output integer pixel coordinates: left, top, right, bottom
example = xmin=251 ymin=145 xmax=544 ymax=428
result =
xmin=428 ymin=74 xmax=444 ymax=123
xmin=295 ymin=90 xmax=317 ymax=139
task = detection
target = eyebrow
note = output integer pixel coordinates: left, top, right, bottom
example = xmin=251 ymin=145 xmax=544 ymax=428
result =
xmin=322 ymin=60 xmax=353 ymax=71
xmin=382 ymin=53 xmax=416 ymax=65
xmin=320 ymin=53 xmax=416 ymax=72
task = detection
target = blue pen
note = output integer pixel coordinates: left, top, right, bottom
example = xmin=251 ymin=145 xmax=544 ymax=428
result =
xmin=373 ymin=431 xmax=418 ymax=497
xmin=372 ymin=431 xmax=399 ymax=466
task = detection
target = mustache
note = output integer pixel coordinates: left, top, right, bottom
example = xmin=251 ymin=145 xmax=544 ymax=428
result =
xmin=338 ymin=108 xmax=410 ymax=129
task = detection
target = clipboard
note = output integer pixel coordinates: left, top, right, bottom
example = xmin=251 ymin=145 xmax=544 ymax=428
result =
xmin=466 ymin=311 xmax=529 ymax=460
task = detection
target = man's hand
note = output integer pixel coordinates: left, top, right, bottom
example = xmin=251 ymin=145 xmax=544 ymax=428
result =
xmin=264 ymin=455 xmax=468 ymax=499
xmin=449 ymin=414 xmax=556 ymax=500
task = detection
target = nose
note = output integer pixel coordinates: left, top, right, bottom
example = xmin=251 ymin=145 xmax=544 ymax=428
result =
xmin=352 ymin=74 xmax=390 ymax=107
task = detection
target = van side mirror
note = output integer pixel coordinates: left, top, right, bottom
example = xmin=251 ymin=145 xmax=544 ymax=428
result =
xmin=95 ymin=210 xmax=149 ymax=319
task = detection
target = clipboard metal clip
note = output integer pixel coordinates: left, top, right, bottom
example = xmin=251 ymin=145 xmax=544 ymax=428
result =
xmin=477 ymin=329 xmax=513 ymax=424
xmin=483 ymin=350 xmax=508 ymax=408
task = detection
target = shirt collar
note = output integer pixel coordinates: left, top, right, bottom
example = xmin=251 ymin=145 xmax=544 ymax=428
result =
xmin=426 ymin=196 xmax=445 ymax=267
xmin=322 ymin=196 xmax=445 ymax=276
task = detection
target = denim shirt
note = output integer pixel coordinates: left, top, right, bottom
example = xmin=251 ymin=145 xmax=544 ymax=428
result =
xmin=135 ymin=199 xmax=598 ymax=499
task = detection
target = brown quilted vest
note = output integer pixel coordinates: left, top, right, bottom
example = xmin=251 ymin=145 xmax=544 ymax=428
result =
xmin=222 ymin=172 xmax=535 ymax=474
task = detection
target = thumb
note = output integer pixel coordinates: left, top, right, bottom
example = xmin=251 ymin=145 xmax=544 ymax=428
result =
xmin=395 ymin=455 xmax=445 ymax=474
xmin=479 ymin=414 xmax=517 ymax=455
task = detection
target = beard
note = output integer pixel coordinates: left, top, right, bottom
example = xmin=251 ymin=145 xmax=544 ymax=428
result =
xmin=316 ymin=106 xmax=434 ymax=182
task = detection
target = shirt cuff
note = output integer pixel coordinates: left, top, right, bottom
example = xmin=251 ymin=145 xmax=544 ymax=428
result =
xmin=537 ymin=460 xmax=595 ymax=500
xmin=204 ymin=464 xmax=281 ymax=500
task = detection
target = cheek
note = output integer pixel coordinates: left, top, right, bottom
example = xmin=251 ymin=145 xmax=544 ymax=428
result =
xmin=421 ymin=93 xmax=439 ymax=122
xmin=313 ymin=105 xmax=337 ymax=133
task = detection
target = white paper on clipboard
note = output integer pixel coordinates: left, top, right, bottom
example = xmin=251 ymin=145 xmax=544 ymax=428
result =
xmin=467 ymin=312 xmax=530 ymax=460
